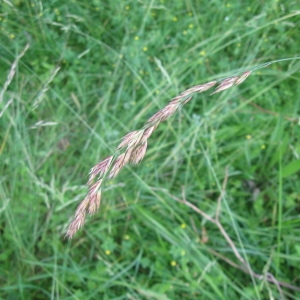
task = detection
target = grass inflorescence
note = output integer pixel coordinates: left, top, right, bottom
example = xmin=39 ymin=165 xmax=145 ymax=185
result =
xmin=66 ymin=70 xmax=253 ymax=238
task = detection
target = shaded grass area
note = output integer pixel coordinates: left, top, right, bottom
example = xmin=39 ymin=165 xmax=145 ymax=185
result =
xmin=1 ymin=0 xmax=300 ymax=299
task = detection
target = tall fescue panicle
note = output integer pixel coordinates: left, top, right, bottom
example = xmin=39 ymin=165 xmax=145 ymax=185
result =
xmin=65 ymin=70 xmax=252 ymax=239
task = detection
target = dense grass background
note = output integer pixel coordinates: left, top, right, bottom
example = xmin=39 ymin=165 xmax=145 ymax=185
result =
xmin=1 ymin=0 xmax=300 ymax=299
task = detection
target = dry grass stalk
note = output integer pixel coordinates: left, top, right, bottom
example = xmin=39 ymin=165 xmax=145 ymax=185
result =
xmin=169 ymin=169 xmax=300 ymax=295
xmin=66 ymin=70 xmax=252 ymax=239
xmin=0 ymin=43 xmax=29 ymax=117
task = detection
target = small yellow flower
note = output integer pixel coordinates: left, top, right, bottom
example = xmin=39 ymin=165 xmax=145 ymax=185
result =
xmin=143 ymin=46 xmax=148 ymax=52
xmin=261 ymin=145 xmax=266 ymax=149
xmin=183 ymin=30 xmax=187 ymax=35
xmin=54 ymin=8 xmax=60 ymax=15
xmin=246 ymin=135 xmax=252 ymax=140
xmin=200 ymin=50 xmax=206 ymax=56
xmin=226 ymin=3 xmax=231 ymax=8
xmin=31 ymin=3 xmax=35 ymax=7
xmin=124 ymin=235 xmax=130 ymax=240
xmin=125 ymin=5 xmax=130 ymax=10
xmin=181 ymin=250 xmax=186 ymax=256
xmin=181 ymin=223 xmax=187 ymax=229
xmin=171 ymin=261 xmax=177 ymax=266
xmin=189 ymin=24 xmax=194 ymax=29
xmin=237 ymin=43 xmax=241 ymax=47
xmin=105 ymin=250 xmax=111 ymax=255
xmin=247 ymin=7 xmax=252 ymax=11
xmin=9 ymin=34 xmax=15 ymax=39
xmin=134 ymin=36 xmax=139 ymax=41
xmin=173 ymin=17 xmax=178 ymax=22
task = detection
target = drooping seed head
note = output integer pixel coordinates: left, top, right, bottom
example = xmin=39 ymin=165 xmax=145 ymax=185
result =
xmin=66 ymin=68 xmax=256 ymax=239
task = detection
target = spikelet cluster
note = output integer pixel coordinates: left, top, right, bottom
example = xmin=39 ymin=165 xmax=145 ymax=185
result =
xmin=66 ymin=70 xmax=252 ymax=238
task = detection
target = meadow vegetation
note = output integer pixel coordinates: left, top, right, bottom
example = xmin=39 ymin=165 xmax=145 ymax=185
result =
xmin=1 ymin=1 xmax=300 ymax=299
